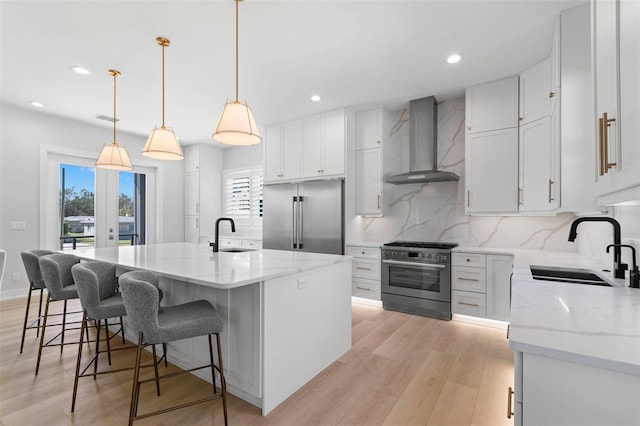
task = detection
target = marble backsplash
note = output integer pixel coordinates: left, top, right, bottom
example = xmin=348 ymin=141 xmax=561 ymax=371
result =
xmin=357 ymin=97 xmax=639 ymax=266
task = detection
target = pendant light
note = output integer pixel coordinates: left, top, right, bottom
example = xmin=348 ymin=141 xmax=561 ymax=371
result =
xmin=96 ymin=70 xmax=133 ymax=171
xmin=142 ymin=37 xmax=184 ymax=160
xmin=213 ymin=0 xmax=261 ymax=146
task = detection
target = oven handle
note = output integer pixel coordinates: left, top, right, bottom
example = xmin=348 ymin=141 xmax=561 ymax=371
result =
xmin=382 ymin=260 xmax=446 ymax=269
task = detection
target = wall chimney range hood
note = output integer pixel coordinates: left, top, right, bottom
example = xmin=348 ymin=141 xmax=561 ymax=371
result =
xmin=385 ymin=96 xmax=459 ymax=185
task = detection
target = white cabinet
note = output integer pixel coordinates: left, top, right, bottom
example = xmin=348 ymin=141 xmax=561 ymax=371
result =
xmin=347 ymin=245 xmax=381 ymax=300
xmin=355 ymin=108 xmax=387 ymax=216
xmin=217 ymin=237 xmax=263 ymax=250
xmin=452 ymin=251 xmax=513 ymax=321
xmin=184 ymin=145 xmax=223 ymax=243
xmin=264 ymin=122 xmax=301 ymax=182
xmin=466 ymin=128 xmax=519 ymax=213
xmin=264 ymin=109 xmax=347 ymax=183
xmin=301 ymin=109 xmax=346 ymax=178
xmin=593 ymin=0 xmax=640 ymax=204
xmin=519 ymin=58 xmax=553 ymax=126
xmin=511 ymin=351 xmax=640 ymax=426
xmin=465 ymin=76 xmax=520 ymax=133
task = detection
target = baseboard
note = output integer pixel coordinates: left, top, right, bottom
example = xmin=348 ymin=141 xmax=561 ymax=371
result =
xmin=351 ymin=296 xmax=382 ymax=308
xmin=452 ymin=313 xmax=509 ymax=330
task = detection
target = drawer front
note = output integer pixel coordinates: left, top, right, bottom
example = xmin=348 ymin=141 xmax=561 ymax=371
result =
xmin=452 ymin=290 xmax=487 ymax=317
xmin=352 ymin=278 xmax=381 ymax=300
xmin=352 ymin=258 xmax=380 ymax=280
xmin=347 ymin=246 xmax=381 ymax=259
xmin=218 ymin=238 xmax=240 ymax=248
xmin=242 ymin=239 xmax=263 ymax=249
xmin=452 ymin=266 xmax=487 ymax=292
xmin=452 ymin=252 xmax=486 ymax=268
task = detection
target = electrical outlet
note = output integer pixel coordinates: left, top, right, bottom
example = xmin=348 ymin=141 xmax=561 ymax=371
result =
xmin=12 ymin=272 xmax=20 ymax=281
xmin=10 ymin=221 xmax=26 ymax=230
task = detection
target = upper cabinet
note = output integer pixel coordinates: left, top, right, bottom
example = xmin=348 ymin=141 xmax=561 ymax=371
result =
xmin=355 ymin=108 xmax=387 ymax=216
xmin=519 ymin=58 xmax=554 ymax=126
xmin=264 ymin=109 xmax=347 ymax=184
xmin=593 ymin=0 xmax=640 ymax=204
xmin=465 ymin=76 xmax=520 ymax=134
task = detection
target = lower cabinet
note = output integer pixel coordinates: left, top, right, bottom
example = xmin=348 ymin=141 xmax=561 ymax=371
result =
xmin=347 ymin=245 xmax=381 ymax=300
xmin=217 ymin=237 xmax=263 ymax=250
xmin=451 ymin=251 xmax=513 ymax=321
xmin=510 ymin=351 xmax=640 ymax=425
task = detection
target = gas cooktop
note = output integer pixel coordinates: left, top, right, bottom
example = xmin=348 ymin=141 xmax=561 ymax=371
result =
xmin=383 ymin=241 xmax=459 ymax=250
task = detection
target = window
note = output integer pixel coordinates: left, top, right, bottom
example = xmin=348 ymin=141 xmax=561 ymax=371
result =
xmin=223 ymin=167 xmax=263 ymax=225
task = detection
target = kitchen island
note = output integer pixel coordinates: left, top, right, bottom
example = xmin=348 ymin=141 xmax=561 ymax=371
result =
xmin=72 ymin=243 xmax=352 ymax=415
xmin=508 ymin=250 xmax=640 ymax=425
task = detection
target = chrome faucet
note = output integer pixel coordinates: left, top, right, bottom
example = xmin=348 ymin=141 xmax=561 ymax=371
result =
xmin=607 ymin=244 xmax=639 ymax=288
xmin=211 ymin=218 xmax=236 ymax=252
xmin=568 ymin=217 xmax=627 ymax=279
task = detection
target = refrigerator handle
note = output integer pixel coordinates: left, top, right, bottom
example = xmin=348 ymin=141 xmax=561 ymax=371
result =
xmin=298 ymin=196 xmax=304 ymax=249
xmin=292 ymin=196 xmax=298 ymax=249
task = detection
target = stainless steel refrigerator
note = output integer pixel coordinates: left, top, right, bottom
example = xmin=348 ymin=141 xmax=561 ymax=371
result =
xmin=262 ymin=179 xmax=344 ymax=255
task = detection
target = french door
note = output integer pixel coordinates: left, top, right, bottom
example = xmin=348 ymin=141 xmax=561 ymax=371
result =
xmin=42 ymin=152 xmax=156 ymax=250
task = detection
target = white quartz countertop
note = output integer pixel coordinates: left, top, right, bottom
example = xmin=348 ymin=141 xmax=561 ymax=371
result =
xmin=72 ymin=243 xmax=350 ymax=289
xmin=509 ymin=249 xmax=640 ymax=375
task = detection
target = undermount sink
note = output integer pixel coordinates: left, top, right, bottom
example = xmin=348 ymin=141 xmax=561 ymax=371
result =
xmin=220 ymin=248 xmax=255 ymax=253
xmin=530 ymin=265 xmax=612 ymax=286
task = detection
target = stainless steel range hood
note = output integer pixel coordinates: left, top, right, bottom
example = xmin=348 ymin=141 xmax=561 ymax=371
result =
xmin=385 ymin=96 xmax=459 ymax=184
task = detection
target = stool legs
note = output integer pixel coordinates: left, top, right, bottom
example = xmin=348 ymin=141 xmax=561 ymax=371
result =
xmin=20 ymin=287 xmax=34 ymax=354
xmin=71 ymin=313 xmax=89 ymax=412
xmin=35 ymin=294 xmax=51 ymax=375
xmin=215 ymin=333 xmax=228 ymax=426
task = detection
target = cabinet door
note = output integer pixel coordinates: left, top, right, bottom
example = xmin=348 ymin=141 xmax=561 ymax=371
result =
xmin=184 ymin=145 xmax=200 ymax=174
xmin=185 ymin=173 xmax=199 ymax=216
xmin=466 ymin=128 xmax=519 ymax=213
xmin=301 ymin=116 xmax=323 ymax=177
xmin=615 ymin=0 xmax=640 ymax=192
xmin=185 ymin=215 xmax=199 ymax=243
xmin=356 ymin=109 xmax=383 ymax=150
xmin=264 ymin=125 xmax=283 ymax=182
xmin=519 ymin=117 xmax=558 ymax=211
xmin=593 ymin=0 xmax=619 ymax=194
xmin=282 ymin=120 xmax=302 ymax=180
xmin=465 ymin=76 xmax=520 ymax=134
xmin=519 ymin=58 xmax=552 ymax=126
xmin=321 ymin=109 xmax=346 ymax=176
xmin=356 ymin=148 xmax=382 ymax=215
xmin=486 ymin=254 xmax=513 ymax=322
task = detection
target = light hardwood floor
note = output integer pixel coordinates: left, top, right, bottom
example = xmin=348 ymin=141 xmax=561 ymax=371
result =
xmin=0 ymin=296 xmax=514 ymax=425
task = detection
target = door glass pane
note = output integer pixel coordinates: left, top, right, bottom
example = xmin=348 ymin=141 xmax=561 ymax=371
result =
xmin=60 ymin=164 xmax=95 ymax=249
xmin=118 ymin=171 xmax=146 ymax=245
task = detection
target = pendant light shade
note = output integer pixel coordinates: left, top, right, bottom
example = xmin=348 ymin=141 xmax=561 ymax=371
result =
xmin=143 ymin=37 xmax=183 ymax=160
xmin=213 ymin=0 xmax=261 ymax=146
xmin=96 ymin=70 xmax=133 ymax=171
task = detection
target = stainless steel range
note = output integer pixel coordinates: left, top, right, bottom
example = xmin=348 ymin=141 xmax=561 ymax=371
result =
xmin=381 ymin=241 xmax=458 ymax=320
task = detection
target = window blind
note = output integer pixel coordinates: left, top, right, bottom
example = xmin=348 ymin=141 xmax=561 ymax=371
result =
xmin=224 ymin=168 xmax=263 ymax=223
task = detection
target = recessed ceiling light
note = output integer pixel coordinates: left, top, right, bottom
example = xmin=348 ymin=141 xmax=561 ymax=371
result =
xmin=71 ymin=66 xmax=91 ymax=75
xmin=30 ymin=101 xmax=44 ymax=108
xmin=447 ymin=54 xmax=462 ymax=64
xmin=310 ymin=95 xmax=322 ymax=102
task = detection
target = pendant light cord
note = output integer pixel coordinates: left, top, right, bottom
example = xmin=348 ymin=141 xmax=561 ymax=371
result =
xmin=235 ymin=0 xmax=239 ymax=102
xmin=161 ymin=42 xmax=166 ymax=128
xmin=112 ymin=70 xmax=117 ymax=145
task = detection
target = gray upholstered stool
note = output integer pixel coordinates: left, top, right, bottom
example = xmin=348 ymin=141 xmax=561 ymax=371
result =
xmin=19 ymin=250 xmax=55 ymax=353
xmin=70 ymin=260 xmax=128 ymax=412
xmin=36 ymin=253 xmax=84 ymax=375
xmin=119 ymin=270 xmax=228 ymax=426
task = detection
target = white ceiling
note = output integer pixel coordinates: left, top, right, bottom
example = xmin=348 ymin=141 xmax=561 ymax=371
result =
xmin=1 ymin=0 xmax=585 ymax=146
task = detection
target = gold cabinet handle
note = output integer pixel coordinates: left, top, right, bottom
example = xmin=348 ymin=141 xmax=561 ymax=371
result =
xmin=507 ymin=387 xmax=514 ymax=419
xmin=458 ymin=277 xmax=480 ymax=282
xmin=355 ymin=267 xmax=371 ymax=270
xmin=458 ymin=301 xmax=480 ymax=307
xmin=377 ymin=194 xmax=380 ymax=209
xmin=467 ymin=190 xmax=470 ymax=208
xmin=548 ymin=179 xmax=555 ymax=203
xmin=517 ymin=188 xmax=522 ymax=206
xmin=355 ymin=286 xmax=371 ymax=291
xmin=603 ymin=112 xmax=617 ymax=172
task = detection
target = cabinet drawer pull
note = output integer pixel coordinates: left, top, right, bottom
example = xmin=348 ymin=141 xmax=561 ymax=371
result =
xmin=507 ymin=387 xmax=514 ymax=419
xmin=355 ymin=267 xmax=372 ymax=270
xmin=458 ymin=277 xmax=480 ymax=282
xmin=355 ymin=286 xmax=371 ymax=291
xmin=377 ymin=194 xmax=380 ymax=209
xmin=548 ymin=179 xmax=555 ymax=203
xmin=458 ymin=301 xmax=480 ymax=307
xmin=603 ymin=112 xmax=617 ymax=172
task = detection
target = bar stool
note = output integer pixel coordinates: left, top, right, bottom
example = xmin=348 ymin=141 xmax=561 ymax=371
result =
xmin=19 ymin=250 xmax=55 ymax=353
xmin=119 ymin=270 xmax=228 ymax=426
xmin=36 ymin=253 xmax=84 ymax=375
xmin=70 ymin=260 xmax=128 ymax=412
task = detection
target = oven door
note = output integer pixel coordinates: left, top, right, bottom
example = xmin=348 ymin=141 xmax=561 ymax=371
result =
xmin=381 ymin=259 xmax=451 ymax=302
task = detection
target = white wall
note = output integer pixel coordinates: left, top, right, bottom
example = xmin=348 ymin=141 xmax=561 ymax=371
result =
xmin=0 ymin=103 xmax=184 ymax=299
xmin=222 ymin=144 xmax=263 ymax=170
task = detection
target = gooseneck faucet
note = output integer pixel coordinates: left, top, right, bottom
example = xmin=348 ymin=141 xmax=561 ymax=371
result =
xmin=211 ymin=218 xmax=236 ymax=252
xmin=568 ymin=217 xmax=627 ymax=279
xmin=607 ymin=244 xmax=639 ymax=288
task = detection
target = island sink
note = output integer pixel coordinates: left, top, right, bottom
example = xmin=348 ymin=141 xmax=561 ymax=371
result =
xmin=530 ymin=265 xmax=612 ymax=286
